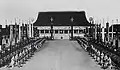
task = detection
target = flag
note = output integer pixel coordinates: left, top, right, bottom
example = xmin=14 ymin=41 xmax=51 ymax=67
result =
xmin=9 ymin=25 xmax=13 ymax=46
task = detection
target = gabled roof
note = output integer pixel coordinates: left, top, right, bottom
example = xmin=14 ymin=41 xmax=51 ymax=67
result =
xmin=33 ymin=11 xmax=93 ymax=26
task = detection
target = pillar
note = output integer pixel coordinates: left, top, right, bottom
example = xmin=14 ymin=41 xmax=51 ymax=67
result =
xmin=44 ymin=30 xmax=45 ymax=37
xmin=50 ymin=25 xmax=53 ymax=39
xmin=71 ymin=25 xmax=73 ymax=39
xmin=78 ymin=29 xmax=79 ymax=36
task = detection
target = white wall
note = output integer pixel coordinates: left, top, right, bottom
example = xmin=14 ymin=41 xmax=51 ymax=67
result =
xmin=37 ymin=26 xmax=85 ymax=39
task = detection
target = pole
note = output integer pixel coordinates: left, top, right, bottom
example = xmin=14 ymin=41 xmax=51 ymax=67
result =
xmin=18 ymin=19 xmax=21 ymax=42
xmin=111 ymin=20 xmax=114 ymax=41
xmin=10 ymin=25 xmax=13 ymax=50
xmin=115 ymin=19 xmax=119 ymax=49
xmin=106 ymin=22 xmax=109 ymax=43
xmin=22 ymin=21 xmax=24 ymax=41
xmin=102 ymin=26 xmax=104 ymax=42
xmin=97 ymin=24 xmax=99 ymax=41
xmin=51 ymin=24 xmax=53 ymax=39
xmin=102 ymin=19 xmax=105 ymax=42
xmin=5 ymin=20 xmax=7 ymax=27
xmin=94 ymin=20 xmax=97 ymax=39
xmin=15 ymin=18 xmax=17 ymax=44
xmin=29 ymin=18 xmax=32 ymax=37
xmin=30 ymin=18 xmax=34 ymax=38
xmin=99 ymin=21 xmax=101 ymax=42
xmin=31 ymin=23 xmax=33 ymax=37
xmin=71 ymin=17 xmax=74 ymax=40
xmin=71 ymin=25 xmax=73 ymax=39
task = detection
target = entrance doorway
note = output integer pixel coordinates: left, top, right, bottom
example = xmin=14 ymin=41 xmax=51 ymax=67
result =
xmin=53 ymin=30 xmax=70 ymax=39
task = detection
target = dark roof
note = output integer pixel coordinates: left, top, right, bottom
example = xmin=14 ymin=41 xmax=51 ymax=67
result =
xmin=33 ymin=11 xmax=93 ymax=26
xmin=109 ymin=24 xmax=120 ymax=32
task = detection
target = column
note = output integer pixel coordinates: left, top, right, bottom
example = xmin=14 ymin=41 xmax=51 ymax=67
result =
xmin=78 ymin=29 xmax=79 ymax=36
xmin=48 ymin=29 xmax=50 ymax=37
xmin=71 ymin=25 xmax=73 ymax=39
xmin=44 ymin=30 xmax=45 ymax=37
xmin=71 ymin=17 xmax=74 ymax=40
xmin=50 ymin=25 xmax=53 ymax=39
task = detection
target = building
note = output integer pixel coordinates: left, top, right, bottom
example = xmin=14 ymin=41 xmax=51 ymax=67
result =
xmin=33 ymin=11 xmax=93 ymax=39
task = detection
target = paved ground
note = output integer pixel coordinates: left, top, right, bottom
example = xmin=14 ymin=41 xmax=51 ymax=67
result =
xmin=2 ymin=40 xmax=107 ymax=70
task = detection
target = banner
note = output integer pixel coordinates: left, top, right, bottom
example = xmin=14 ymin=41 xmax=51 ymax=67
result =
xmin=10 ymin=25 xmax=13 ymax=45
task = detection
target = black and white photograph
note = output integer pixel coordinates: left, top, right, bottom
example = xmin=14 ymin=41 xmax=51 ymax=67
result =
xmin=0 ymin=0 xmax=120 ymax=70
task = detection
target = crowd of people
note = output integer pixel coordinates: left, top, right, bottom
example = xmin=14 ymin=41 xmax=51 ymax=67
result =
xmin=76 ymin=37 xmax=120 ymax=70
xmin=0 ymin=37 xmax=46 ymax=69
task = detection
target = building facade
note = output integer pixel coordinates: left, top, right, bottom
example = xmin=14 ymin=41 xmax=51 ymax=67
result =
xmin=33 ymin=11 xmax=93 ymax=39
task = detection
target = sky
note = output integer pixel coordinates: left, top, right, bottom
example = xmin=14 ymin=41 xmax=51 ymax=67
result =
xmin=0 ymin=0 xmax=120 ymax=27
